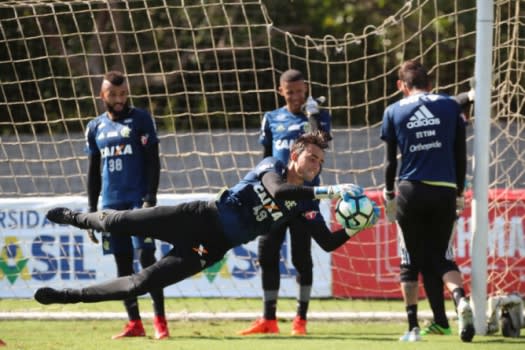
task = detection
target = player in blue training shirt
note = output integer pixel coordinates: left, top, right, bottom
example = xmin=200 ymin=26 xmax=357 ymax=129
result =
xmin=84 ymin=71 xmax=168 ymax=340
xmin=380 ymin=60 xmax=474 ymax=342
xmin=240 ymin=69 xmax=332 ymax=336
xmin=35 ymin=133 xmax=378 ymax=319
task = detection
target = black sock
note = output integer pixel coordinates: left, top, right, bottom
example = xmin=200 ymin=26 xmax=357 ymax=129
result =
xmin=406 ymin=304 xmax=419 ymax=330
xmin=296 ymin=300 xmax=309 ymax=320
xmin=263 ymin=300 xmax=277 ymax=320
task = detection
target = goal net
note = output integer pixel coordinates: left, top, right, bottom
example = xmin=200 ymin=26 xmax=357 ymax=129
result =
xmin=1 ymin=0 xmax=524 ymax=318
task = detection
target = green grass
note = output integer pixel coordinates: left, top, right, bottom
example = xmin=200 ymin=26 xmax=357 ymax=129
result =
xmin=1 ymin=298 xmax=524 ymax=349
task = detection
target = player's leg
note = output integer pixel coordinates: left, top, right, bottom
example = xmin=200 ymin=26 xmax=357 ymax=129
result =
xmin=427 ymin=188 xmax=474 ymax=342
xmin=421 ymin=269 xmax=451 ymax=335
xmin=37 ymin=201 xmax=230 ymax=304
xmin=112 ymin=247 xmax=146 ymax=339
xmin=238 ymin=225 xmax=286 ymax=335
xmin=289 ymin=219 xmax=313 ymax=336
xmin=46 ymin=202 xmax=214 ymax=242
xmin=396 ymin=181 xmax=425 ymax=341
xmin=35 ymin=242 xmax=224 ymax=304
xmin=135 ymin=241 xmax=169 ymax=340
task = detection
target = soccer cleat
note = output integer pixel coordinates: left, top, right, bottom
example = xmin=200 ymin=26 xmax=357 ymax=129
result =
xmin=46 ymin=207 xmax=79 ymax=225
xmin=420 ymin=322 xmax=452 ymax=335
xmin=457 ymin=297 xmax=475 ymax=342
xmin=112 ymin=320 xmax=146 ymax=339
xmin=291 ymin=316 xmax=307 ymax=336
xmin=399 ymin=327 xmax=422 ymax=342
xmin=238 ymin=318 xmax=279 ymax=335
xmin=153 ymin=315 xmax=170 ymax=340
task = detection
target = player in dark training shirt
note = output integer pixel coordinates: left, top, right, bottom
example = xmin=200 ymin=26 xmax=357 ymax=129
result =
xmin=84 ymin=71 xmax=168 ymax=339
xmin=35 ymin=133 xmax=377 ymax=320
xmin=380 ymin=60 xmax=474 ymax=342
xmin=240 ymin=69 xmax=332 ymax=336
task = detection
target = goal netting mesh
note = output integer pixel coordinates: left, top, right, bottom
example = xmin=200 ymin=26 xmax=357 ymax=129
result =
xmin=1 ymin=0 xmax=524 ymax=316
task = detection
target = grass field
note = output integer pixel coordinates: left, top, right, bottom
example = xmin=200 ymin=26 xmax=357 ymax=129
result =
xmin=1 ymin=298 xmax=524 ymax=350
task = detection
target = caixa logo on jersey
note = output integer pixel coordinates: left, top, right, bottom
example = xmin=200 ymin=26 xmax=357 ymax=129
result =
xmin=100 ymin=144 xmax=133 ymax=158
xmin=0 ymin=210 xmax=96 ymax=285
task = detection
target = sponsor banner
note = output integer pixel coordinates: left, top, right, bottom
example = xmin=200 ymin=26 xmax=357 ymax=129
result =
xmin=331 ymin=189 xmax=525 ymax=298
xmin=0 ymin=195 xmax=331 ymax=298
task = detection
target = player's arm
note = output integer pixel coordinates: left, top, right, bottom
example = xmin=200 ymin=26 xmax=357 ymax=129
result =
xmin=261 ymin=171 xmax=362 ymax=200
xmin=455 ymin=116 xmax=467 ymax=196
xmin=143 ymin=142 xmax=160 ymax=207
xmin=291 ymin=217 xmax=350 ymax=252
xmin=384 ymin=138 xmax=397 ymax=194
xmin=86 ymin=152 xmax=102 ymax=244
xmin=87 ymin=152 xmax=101 ymax=212
xmin=261 ymin=171 xmax=315 ymax=200
xmin=262 ymin=143 xmax=272 ymax=158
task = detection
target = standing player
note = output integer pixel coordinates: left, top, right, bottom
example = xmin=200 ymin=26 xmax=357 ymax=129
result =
xmin=85 ymin=71 xmax=168 ymax=339
xmin=380 ymin=60 xmax=474 ymax=342
xmin=35 ymin=133 xmax=378 ymax=317
xmin=239 ymin=69 xmax=331 ymax=336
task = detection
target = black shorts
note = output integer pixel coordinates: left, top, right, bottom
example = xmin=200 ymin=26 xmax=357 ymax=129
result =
xmin=396 ymin=181 xmax=459 ymax=281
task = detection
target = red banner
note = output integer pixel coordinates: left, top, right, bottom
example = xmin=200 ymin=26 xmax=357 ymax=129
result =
xmin=331 ymin=189 xmax=525 ymax=298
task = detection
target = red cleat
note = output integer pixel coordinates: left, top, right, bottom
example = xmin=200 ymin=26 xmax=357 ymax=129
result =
xmin=291 ymin=316 xmax=307 ymax=336
xmin=153 ymin=315 xmax=170 ymax=340
xmin=111 ymin=320 xmax=146 ymax=339
xmin=238 ymin=318 xmax=279 ymax=335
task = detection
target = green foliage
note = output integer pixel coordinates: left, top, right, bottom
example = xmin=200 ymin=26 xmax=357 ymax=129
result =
xmin=0 ymin=0 xmax=479 ymax=133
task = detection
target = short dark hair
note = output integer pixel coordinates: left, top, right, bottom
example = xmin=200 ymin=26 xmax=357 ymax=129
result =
xmin=280 ymin=69 xmax=304 ymax=84
xmin=291 ymin=131 xmax=328 ymax=156
xmin=398 ymin=60 xmax=429 ymax=89
xmin=103 ymin=70 xmax=126 ymax=86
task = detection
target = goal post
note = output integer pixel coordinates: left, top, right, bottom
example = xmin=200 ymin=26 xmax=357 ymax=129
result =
xmin=0 ymin=0 xmax=524 ymax=328
xmin=471 ymin=0 xmax=494 ymax=336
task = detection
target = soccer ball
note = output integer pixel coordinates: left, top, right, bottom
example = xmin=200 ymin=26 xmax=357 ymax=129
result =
xmin=335 ymin=193 xmax=377 ymax=230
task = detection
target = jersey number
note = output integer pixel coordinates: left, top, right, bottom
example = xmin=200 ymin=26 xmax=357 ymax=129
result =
xmin=108 ymin=158 xmax=123 ymax=172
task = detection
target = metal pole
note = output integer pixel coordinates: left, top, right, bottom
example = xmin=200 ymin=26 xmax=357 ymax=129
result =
xmin=471 ymin=0 xmax=494 ymax=336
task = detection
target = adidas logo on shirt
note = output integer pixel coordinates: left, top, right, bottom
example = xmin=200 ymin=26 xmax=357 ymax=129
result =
xmin=406 ymin=105 xmax=441 ymax=129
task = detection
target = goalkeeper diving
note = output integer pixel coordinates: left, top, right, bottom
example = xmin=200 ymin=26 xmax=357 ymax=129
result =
xmin=35 ymin=132 xmax=379 ymax=306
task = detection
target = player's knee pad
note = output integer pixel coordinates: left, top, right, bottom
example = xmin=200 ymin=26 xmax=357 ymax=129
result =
xmin=400 ymin=264 xmax=418 ymax=282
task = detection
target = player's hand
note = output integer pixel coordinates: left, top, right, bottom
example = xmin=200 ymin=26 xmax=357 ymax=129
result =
xmin=314 ymin=183 xmax=363 ymax=199
xmin=303 ymin=96 xmax=319 ymax=115
xmin=382 ymin=188 xmax=397 ymax=223
xmin=456 ymin=195 xmax=465 ymax=215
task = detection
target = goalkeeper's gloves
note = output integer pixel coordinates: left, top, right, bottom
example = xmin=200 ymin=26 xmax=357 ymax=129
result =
xmin=382 ymin=188 xmax=397 ymax=223
xmin=456 ymin=195 xmax=465 ymax=215
xmin=314 ymin=183 xmax=363 ymax=199
xmin=303 ymin=96 xmax=320 ymax=115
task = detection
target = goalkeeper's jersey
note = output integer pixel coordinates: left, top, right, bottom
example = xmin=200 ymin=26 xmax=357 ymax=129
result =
xmin=259 ymin=106 xmax=331 ymax=166
xmin=216 ymin=157 xmax=325 ymax=246
xmin=380 ymin=92 xmax=466 ymax=186
xmin=85 ymin=108 xmax=159 ymax=207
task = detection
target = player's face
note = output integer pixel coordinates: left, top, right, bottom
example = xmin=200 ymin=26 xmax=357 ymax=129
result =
xmin=278 ymin=79 xmax=307 ymax=114
xmin=290 ymin=143 xmax=324 ymax=183
xmin=100 ymin=81 xmax=129 ymax=119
